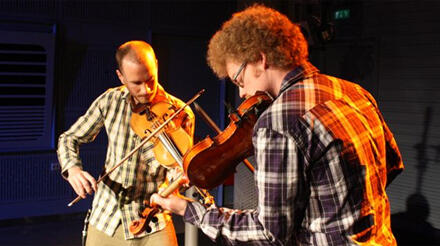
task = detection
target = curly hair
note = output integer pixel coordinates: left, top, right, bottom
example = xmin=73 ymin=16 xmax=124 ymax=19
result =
xmin=207 ymin=4 xmax=309 ymax=79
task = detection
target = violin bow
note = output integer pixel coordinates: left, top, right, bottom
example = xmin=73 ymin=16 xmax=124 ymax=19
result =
xmin=67 ymin=89 xmax=205 ymax=207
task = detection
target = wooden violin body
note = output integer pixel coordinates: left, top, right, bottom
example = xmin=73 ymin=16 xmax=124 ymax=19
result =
xmin=183 ymin=91 xmax=273 ymax=190
xmin=130 ymin=101 xmax=192 ymax=168
xmin=129 ymin=101 xmax=193 ymax=235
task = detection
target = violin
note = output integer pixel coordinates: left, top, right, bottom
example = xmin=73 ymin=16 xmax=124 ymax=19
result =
xmin=128 ymin=100 xmax=192 ymax=235
xmin=128 ymin=90 xmax=213 ymax=235
xmin=182 ymin=91 xmax=273 ymax=190
xmin=130 ymin=101 xmax=193 ymax=168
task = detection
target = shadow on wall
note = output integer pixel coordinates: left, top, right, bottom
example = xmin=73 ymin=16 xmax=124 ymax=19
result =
xmin=391 ymin=193 xmax=440 ymax=245
xmin=391 ymin=107 xmax=440 ymax=245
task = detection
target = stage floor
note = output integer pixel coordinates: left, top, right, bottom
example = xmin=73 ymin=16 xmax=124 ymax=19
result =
xmin=0 ymin=213 xmax=216 ymax=246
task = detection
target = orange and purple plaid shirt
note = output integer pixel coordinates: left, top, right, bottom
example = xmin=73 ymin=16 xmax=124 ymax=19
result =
xmin=184 ymin=63 xmax=403 ymax=245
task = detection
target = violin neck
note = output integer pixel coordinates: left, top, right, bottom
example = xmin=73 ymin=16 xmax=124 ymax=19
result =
xmin=159 ymin=173 xmax=186 ymax=197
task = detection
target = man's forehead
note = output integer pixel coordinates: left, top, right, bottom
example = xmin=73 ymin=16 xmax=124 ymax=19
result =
xmin=120 ymin=60 xmax=154 ymax=80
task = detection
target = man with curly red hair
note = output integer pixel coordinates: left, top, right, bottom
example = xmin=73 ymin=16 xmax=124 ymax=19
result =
xmin=153 ymin=5 xmax=403 ymax=245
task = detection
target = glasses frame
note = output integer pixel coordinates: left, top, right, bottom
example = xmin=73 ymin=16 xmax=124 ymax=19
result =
xmin=231 ymin=62 xmax=247 ymax=88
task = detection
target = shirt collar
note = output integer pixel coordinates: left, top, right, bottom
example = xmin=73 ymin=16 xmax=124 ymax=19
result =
xmin=121 ymin=87 xmax=144 ymax=112
xmin=121 ymin=86 xmax=130 ymax=101
xmin=278 ymin=61 xmax=319 ymax=95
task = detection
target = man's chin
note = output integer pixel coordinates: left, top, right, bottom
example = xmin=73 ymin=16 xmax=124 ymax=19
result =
xmin=135 ymin=97 xmax=150 ymax=104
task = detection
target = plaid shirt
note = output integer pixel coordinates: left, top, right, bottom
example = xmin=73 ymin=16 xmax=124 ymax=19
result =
xmin=184 ymin=63 xmax=403 ymax=245
xmin=57 ymin=85 xmax=194 ymax=239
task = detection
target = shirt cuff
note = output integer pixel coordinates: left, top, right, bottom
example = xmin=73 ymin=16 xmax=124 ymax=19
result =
xmin=60 ymin=162 xmax=83 ymax=180
xmin=183 ymin=201 xmax=206 ymax=226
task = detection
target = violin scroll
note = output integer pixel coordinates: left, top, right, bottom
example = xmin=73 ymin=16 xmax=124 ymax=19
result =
xmin=129 ymin=174 xmax=189 ymax=235
xmin=130 ymin=207 xmax=160 ymax=235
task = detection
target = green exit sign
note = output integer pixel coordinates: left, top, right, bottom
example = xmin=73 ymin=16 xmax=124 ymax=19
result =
xmin=334 ymin=9 xmax=350 ymax=20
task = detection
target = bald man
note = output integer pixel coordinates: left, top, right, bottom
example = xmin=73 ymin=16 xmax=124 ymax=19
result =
xmin=57 ymin=41 xmax=194 ymax=246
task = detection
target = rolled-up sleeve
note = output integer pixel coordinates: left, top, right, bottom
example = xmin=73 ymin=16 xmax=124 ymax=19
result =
xmin=57 ymin=94 xmax=105 ymax=178
xmin=183 ymin=127 xmax=302 ymax=245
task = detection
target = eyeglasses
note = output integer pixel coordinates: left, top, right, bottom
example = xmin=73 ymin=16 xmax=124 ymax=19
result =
xmin=231 ymin=62 xmax=247 ymax=88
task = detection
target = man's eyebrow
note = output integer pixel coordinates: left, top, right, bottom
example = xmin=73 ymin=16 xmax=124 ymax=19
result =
xmin=129 ymin=75 xmax=154 ymax=84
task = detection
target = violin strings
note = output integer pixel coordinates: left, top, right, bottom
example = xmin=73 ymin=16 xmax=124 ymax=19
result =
xmin=151 ymin=115 xmax=183 ymax=162
xmin=149 ymin=110 xmax=213 ymax=204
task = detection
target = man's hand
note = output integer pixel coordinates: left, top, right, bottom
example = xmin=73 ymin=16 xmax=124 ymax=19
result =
xmin=150 ymin=193 xmax=189 ymax=216
xmin=67 ymin=166 xmax=97 ymax=199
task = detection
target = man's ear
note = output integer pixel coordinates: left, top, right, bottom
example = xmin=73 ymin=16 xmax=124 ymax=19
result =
xmin=260 ymin=52 xmax=268 ymax=69
xmin=254 ymin=52 xmax=268 ymax=77
xmin=116 ymin=69 xmax=125 ymax=85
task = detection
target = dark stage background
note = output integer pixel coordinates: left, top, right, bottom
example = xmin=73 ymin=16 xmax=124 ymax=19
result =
xmin=0 ymin=0 xmax=439 ymax=245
